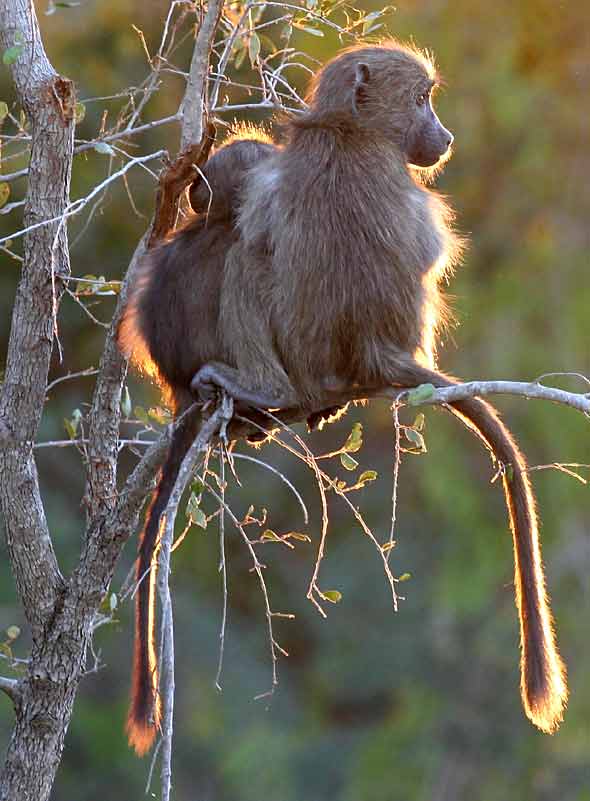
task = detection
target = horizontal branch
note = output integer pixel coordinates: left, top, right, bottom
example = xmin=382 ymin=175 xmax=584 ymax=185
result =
xmin=382 ymin=378 xmax=590 ymax=415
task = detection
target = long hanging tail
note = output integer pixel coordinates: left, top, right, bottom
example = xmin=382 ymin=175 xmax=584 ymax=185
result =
xmin=394 ymin=359 xmax=568 ymax=733
xmin=126 ymin=409 xmax=201 ymax=755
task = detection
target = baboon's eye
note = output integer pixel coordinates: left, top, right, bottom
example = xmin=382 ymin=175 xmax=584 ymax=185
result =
xmin=416 ymin=90 xmax=430 ymax=107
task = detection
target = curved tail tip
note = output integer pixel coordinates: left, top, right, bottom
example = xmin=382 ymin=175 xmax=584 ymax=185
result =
xmin=524 ymin=662 xmax=568 ymax=734
xmin=126 ymin=715 xmax=158 ymax=756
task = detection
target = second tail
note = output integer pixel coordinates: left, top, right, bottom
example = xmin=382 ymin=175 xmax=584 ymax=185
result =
xmin=126 ymin=407 xmax=201 ymax=755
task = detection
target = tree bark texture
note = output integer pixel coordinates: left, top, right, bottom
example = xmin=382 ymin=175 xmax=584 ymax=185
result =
xmin=0 ymin=1 xmax=79 ymax=798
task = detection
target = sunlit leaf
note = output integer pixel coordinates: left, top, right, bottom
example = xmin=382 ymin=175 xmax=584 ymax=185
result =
xmin=292 ymin=21 xmax=324 ymax=36
xmin=358 ymin=469 xmax=377 ymax=485
xmin=74 ymin=102 xmax=86 ymax=124
xmin=6 ymin=626 xmax=20 ymax=641
xmin=286 ymin=531 xmax=311 ymax=542
xmin=121 ymin=387 xmax=132 ymax=419
xmin=0 ymin=101 xmax=8 ymax=121
xmin=404 ymin=427 xmax=427 ymax=453
xmin=406 ymin=383 xmax=436 ymax=405
xmin=75 ymin=274 xmax=97 ymax=295
xmin=186 ymin=492 xmax=207 ymax=529
xmin=0 ymin=182 xmax=10 ymax=209
xmin=412 ymin=413 xmax=425 ymax=432
xmin=248 ymin=33 xmax=261 ymax=67
xmin=261 ymin=529 xmax=281 ymax=541
xmin=340 ymin=452 xmax=358 ymax=471
xmin=64 ymin=408 xmax=82 ymax=440
xmin=322 ymin=590 xmax=342 ymax=603
xmin=342 ymin=421 xmax=363 ymax=453
xmin=398 ymin=572 xmax=412 ymax=582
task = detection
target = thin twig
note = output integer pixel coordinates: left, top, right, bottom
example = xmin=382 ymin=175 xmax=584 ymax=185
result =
xmin=227 ymin=452 xmax=309 ymax=524
xmin=214 ymin=451 xmax=228 ymax=691
xmin=0 ymin=151 xmax=167 ymax=247
xmin=387 ymin=401 xmax=402 ymax=563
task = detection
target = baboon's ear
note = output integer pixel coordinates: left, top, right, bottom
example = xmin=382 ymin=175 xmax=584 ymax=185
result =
xmin=352 ymin=62 xmax=371 ymax=116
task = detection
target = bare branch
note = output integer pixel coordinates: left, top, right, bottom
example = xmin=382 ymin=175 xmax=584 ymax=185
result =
xmin=385 ymin=379 xmax=590 ymax=415
xmin=180 ymin=0 xmax=225 ymax=150
xmin=0 ymin=151 xmax=167 ymax=248
xmin=83 ymin=235 xmax=148 ymax=522
xmin=157 ymin=403 xmax=229 ymax=801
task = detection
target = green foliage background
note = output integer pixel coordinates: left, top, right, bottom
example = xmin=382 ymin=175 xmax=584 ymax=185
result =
xmin=0 ymin=1 xmax=588 ymax=799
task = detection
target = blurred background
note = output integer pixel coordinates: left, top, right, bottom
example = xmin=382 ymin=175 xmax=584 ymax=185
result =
xmin=0 ymin=1 xmax=589 ymax=799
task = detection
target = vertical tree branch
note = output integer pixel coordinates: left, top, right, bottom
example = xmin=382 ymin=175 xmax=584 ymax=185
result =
xmin=0 ymin=0 xmax=73 ymax=631
xmin=0 ymin=2 xmax=79 ymax=799
xmin=180 ymin=0 xmax=225 ymax=150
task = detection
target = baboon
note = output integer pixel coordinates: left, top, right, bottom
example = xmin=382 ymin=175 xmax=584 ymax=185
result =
xmin=119 ymin=40 xmax=567 ymax=755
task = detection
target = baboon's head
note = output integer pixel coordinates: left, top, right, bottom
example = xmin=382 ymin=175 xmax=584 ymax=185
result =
xmin=306 ymin=41 xmax=454 ymax=168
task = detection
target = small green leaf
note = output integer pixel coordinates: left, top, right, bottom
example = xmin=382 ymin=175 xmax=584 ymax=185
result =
xmin=261 ymin=529 xmax=281 ymax=542
xmin=6 ymin=625 xmax=20 ymax=641
xmin=121 ymin=386 xmax=132 ymax=419
xmin=286 ymin=531 xmax=311 ymax=542
xmin=322 ymin=590 xmax=342 ymax=603
xmin=342 ymin=421 xmax=363 ymax=453
xmin=75 ymin=274 xmax=97 ymax=295
xmin=398 ymin=572 xmax=412 ymax=582
xmin=0 ymin=101 xmax=8 ymax=121
xmin=64 ymin=418 xmax=76 ymax=439
xmin=404 ymin=427 xmax=427 ymax=453
xmin=340 ymin=452 xmax=358 ymax=471
xmin=358 ymin=469 xmax=377 ymax=485
xmin=292 ymin=21 xmax=324 ymax=36
xmin=3 ymin=45 xmax=24 ymax=66
xmin=64 ymin=409 xmax=82 ymax=440
xmin=186 ymin=492 xmax=207 ymax=529
xmin=248 ymin=33 xmax=261 ymax=67
xmin=505 ymin=464 xmax=514 ymax=482
xmin=96 ymin=280 xmax=121 ymax=295
xmin=74 ymin=101 xmax=86 ymax=124
xmin=406 ymin=383 xmax=436 ymax=405
xmin=94 ymin=141 xmax=115 ymax=156
xmin=0 ymin=182 xmax=10 ymax=209
xmin=47 ymin=0 xmax=81 ymax=11
xmin=412 ymin=413 xmax=425 ymax=432
xmin=191 ymin=478 xmax=204 ymax=495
